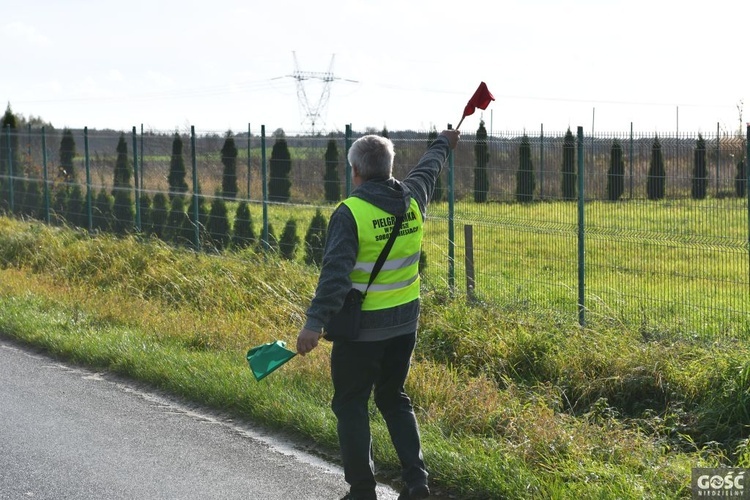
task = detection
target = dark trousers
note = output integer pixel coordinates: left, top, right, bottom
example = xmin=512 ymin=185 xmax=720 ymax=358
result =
xmin=331 ymin=333 xmax=427 ymax=496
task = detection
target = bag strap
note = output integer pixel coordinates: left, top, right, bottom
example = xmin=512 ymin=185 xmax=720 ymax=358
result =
xmin=364 ymin=215 xmax=404 ymax=295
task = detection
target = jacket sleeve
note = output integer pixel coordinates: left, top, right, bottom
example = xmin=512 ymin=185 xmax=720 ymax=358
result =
xmin=303 ymin=204 xmax=359 ymax=333
xmin=402 ymin=135 xmax=451 ymax=215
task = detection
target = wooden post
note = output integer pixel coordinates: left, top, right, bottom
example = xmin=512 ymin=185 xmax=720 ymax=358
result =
xmin=464 ymin=224 xmax=475 ymax=301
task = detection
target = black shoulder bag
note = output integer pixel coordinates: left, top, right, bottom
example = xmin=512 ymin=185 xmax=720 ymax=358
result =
xmin=323 ymin=216 xmax=404 ymax=342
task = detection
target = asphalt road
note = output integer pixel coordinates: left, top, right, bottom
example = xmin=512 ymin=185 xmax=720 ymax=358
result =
xmin=0 ymin=339 xmax=403 ymax=500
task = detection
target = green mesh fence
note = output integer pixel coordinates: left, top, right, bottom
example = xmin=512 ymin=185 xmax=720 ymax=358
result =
xmin=2 ymin=125 xmax=748 ymax=337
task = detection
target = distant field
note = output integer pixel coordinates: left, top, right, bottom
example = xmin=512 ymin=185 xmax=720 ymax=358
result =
xmin=234 ymin=197 xmax=750 ymax=337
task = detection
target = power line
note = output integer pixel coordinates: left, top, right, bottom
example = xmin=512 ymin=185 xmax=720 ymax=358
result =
xmin=14 ymin=78 xmax=290 ymax=105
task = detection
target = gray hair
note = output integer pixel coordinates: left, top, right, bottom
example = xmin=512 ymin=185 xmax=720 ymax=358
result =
xmin=347 ymin=135 xmax=395 ymax=181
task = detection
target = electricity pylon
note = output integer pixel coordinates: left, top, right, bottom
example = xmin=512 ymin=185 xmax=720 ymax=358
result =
xmin=285 ymin=52 xmax=357 ymax=134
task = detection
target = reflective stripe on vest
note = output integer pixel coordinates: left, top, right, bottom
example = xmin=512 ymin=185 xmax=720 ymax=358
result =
xmin=342 ymin=196 xmax=422 ymax=311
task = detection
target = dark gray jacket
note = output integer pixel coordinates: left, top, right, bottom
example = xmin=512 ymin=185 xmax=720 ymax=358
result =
xmin=304 ymin=135 xmax=452 ymax=341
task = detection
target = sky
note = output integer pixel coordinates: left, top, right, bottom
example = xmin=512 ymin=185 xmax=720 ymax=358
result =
xmin=2 ymin=0 xmax=748 ymax=137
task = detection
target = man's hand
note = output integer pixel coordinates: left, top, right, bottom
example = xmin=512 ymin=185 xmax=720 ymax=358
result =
xmin=440 ymin=129 xmax=460 ymax=150
xmin=296 ymin=327 xmax=322 ymax=355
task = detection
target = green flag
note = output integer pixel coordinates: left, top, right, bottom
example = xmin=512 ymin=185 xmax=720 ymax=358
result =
xmin=246 ymin=340 xmax=296 ymax=381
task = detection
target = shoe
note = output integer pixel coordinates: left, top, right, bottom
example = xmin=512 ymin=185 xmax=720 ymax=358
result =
xmin=397 ymin=484 xmax=430 ymax=499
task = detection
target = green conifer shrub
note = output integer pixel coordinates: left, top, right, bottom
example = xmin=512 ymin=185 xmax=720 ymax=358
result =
xmin=207 ymin=196 xmax=231 ymax=251
xmin=516 ymin=135 xmax=535 ymax=203
xmin=304 ymin=209 xmax=328 ymax=267
xmin=691 ymin=134 xmax=708 ymax=200
xmin=607 ymin=139 xmax=625 ymax=201
xmin=323 ymin=138 xmax=341 ymax=203
xmin=561 ymin=129 xmax=576 ymax=201
xmin=279 ymin=218 xmax=300 ymax=260
xmin=647 ymin=136 xmax=666 ymax=200
xmin=473 ymin=121 xmax=489 ymax=203
xmin=231 ymin=201 xmax=256 ymax=250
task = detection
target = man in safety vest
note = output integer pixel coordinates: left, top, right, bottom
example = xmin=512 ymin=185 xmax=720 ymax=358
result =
xmin=297 ymin=129 xmax=460 ymax=500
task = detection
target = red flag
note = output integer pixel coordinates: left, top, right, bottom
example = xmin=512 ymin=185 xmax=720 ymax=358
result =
xmin=462 ymin=82 xmax=495 ymax=118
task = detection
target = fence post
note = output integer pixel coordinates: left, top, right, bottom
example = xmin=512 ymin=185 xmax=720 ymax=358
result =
xmin=746 ymin=124 xmax=749 ymax=292
xmin=5 ymin=125 xmax=13 ymax=213
xmin=676 ymin=108 xmax=679 ymax=188
xmin=27 ymin=124 xmax=32 ymax=212
xmin=190 ymin=126 xmax=199 ymax=249
xmin=447 ymin=123 xmax=455 ymax=296
xmin=41 ymin=127 xmax=50 ymax=224
xmin=85 ymin=127 xmax=92 ymax=232
xmin=716 ymin=122 xmax=720 ymax=196
xmin=539 ymin=124 xmax=545 ymax=200
xmin=261 ymin=125 xmax=269 ymax=249
xmin=246 ymin=123 xmax=252 ymax=198
xmin=345 ymin=124 xmax=352 ymax=197
xmin=140 ymin=124 xmax=144 ymax=192
xmin=629 ymin=122 xmax=634 ymax=199
xmin=132 ymin=126 xmax=141 ymax=232
xmin=577 ymin=126 xmax=586 ymax=327
xmin=464 ymin=224 xmax=475 ymax=301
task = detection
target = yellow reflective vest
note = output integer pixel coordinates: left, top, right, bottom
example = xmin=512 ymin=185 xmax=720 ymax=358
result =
xmin=342 ymin=197 xmax=423 ymax=311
